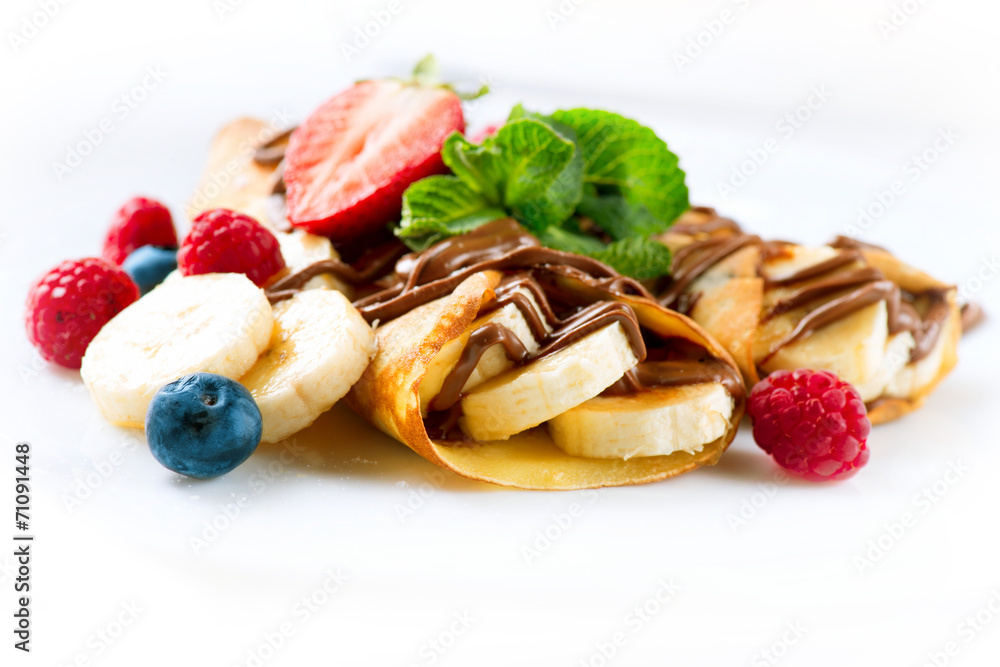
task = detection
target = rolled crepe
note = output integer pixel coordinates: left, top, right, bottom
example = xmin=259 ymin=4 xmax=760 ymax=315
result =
xmin=656 ymin=208 xmax=960 ymax=424
xmin=346 ymin=265 xmax=746 ymax=490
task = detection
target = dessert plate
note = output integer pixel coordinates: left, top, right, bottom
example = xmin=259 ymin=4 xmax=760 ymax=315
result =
xmin=3 ymin=82 xmax=997 ymax=666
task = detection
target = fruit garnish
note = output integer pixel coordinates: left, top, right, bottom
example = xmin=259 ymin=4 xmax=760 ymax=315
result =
xmin=122 ymin=246 xmax=177 ymax=295
xmin=24 ymin=257 xmax=139 ymax=369
xmin=748 ymin=369 xmax=871 ymax=481
xmin=145 ymin=373 xmax=262 ymax=479
xmin=101 ymin=196 xmax=176 ymax=265
xmin=395 ymin=105 xmax=688 ymax=279
xmin=178 ymin=208 xmax=285 ymax=287
xmin=284 ymin=56 xmax=466 ymax=243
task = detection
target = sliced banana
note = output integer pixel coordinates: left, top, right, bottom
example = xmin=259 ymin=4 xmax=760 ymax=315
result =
xmin=276 ymin=229 xmax=352 ymax=296
xmin=239 ymin=289 xmax=376 ymax=443
xmin=81 ymin=273 xmax=273 ymax=428
xmin=418 ymin=286 xmax=551 ymax=415
xmin=886 ymin=316 xmax=955 ymax=399
xmin=459 ymin=322 xmax=640 ymax=441
xmin=548 ymin=383 xmax=734 ymax=459
xmin=757 ymin=301 xmax=893 ymax=402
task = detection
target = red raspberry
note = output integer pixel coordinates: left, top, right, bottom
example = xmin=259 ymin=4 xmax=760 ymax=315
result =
xmin=178 ymin=209 xmax=285 ymax=287
xmin=748 ymin=369 xmax=871 ymax=481
xmin=102 ymin=196 xmax=177 ymax=265
xmin=25 ymin=258 xmax=139 ymax=369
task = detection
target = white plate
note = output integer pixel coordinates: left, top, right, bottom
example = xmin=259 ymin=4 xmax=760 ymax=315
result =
xmin=4 ymin=20 xmax=1000 ymax=667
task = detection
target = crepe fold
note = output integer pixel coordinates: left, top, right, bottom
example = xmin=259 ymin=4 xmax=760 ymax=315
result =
xmin=346 ymin=269 xmax=746 ymax=490
xmin=658 ymin=208 xmax=960 ymax=425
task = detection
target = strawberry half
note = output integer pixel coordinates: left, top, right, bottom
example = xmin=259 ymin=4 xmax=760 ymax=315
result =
xmin=285 ymin=78 xmax=464 ymax=243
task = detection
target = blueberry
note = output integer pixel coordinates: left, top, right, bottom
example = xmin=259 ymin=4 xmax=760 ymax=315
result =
xmin=145 ymin=373 xmax=262 ymax=479
xmin=122 ymin=245 xmax=177 ymax=295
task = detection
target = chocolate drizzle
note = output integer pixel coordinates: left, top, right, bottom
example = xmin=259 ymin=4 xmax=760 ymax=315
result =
xmin=660 ymin=208 xmax=956 ymax=365
xmin=253 ymin=126 xmax=296 ymax=166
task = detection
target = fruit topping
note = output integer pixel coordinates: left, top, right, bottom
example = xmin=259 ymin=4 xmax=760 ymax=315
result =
xmin=178 ymin=208 xmax=285 ymax=287
xmin=122 ymin=246 xmax=177 ymax=295
xmin=748 ymin=369 xmax=871 ymax=481
xmin=101 ymin=196 xmax=177 ymax=265
xmin=284 ymin=62 xmax=464 ymax=243
xmin=25 ymin=258 xmax=139 ymax=369
xmin=145 ymin=372 xmax=262 ymax=479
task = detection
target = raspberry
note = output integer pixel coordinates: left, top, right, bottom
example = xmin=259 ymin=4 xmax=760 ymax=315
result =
xmin=748 ymin=369 xmax=871 ymax=481
xmin=178 ymin=209 xmax=285 ymax=287
xmin=102 ymin=196 xmax=177 ymax=265
xmin=25 ymin=258 xmax=139 ymax=369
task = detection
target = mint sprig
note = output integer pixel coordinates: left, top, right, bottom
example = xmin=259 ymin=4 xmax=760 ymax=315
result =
xmin=397 ymin=105 xmax=689 ymax=279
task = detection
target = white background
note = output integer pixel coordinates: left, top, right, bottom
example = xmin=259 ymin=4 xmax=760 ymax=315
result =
xmin=2 ymin=1 xmax=1000 ymax=665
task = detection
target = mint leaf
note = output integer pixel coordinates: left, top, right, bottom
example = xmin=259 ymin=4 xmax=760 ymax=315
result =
xmin=591 ymin=236 xmax=674 ymax=280
xmin=396 ymin=176 xmax=506 ymax=251
xmin=441 ymin=118 xmax=583 ymax=230
xmin=537 ymin=224 xmax=673 ymax=280
xmin=536 ymin=224 xmax=606 ymax=256
xmin=576 ymin=188 xmax=666 ymax=241
xmin=550 ymin=109 xmax=689 ymax=227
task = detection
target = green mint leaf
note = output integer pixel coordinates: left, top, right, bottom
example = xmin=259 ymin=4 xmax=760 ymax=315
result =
xmin=536 ymin=224 xmax=607 ymax=256
xmin=576 ymin=189 xmax=667 ymax=241
xmin=550 ymin=109 xmax=689 ymax=228
xmin=396 ymin=176 xmax=506 ymax=251
xmin=590 ymin=236 xmax=674 ymax=280
xmin=537 ymin=225 xmax=673 ymax=280
xmin=441 ymin=118 xmax=584 ymax=230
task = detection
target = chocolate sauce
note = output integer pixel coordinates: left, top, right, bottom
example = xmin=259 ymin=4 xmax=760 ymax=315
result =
xmin=659 ymin=234 xmax=761 ymax=308
xmin=661 ymin=210 xmax=955 ymax=365
xmin=336 ymin=219 xmax=743 ymax=439
xmin=430 ymin=302 xmax=646 ymax=412
xmin=253 ymin=127 xmax=296 ymax=165
xmin=960 ymin=302 xmax=985 ymax=333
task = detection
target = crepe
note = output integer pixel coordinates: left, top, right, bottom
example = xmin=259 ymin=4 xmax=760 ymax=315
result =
xmin=657 ymin=208 xmax=960 ymax=424
xmin=345 ymin=268 xmax=746 ymax=490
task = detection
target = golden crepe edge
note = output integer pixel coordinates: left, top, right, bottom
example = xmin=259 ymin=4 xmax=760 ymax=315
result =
xmin=659 ymin=210 xmax=960 ymax=425
xmin=346 ymin=270 xmax=747 ymax=490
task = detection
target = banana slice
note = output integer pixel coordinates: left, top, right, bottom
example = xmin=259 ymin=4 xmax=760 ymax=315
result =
xmin=755 ymin=245 xmax=908 ymax=402
xmin=239 ymin=289 xmax=376 ymax=443
xmin=760 ymin=245 xmax=840 ymax=282
xmin=548 ymin=383 xmax=734 ymax=459
xmin=459 ymin=322 xmax=640 ymax=441
xmin=418 ymin=286 xmax=551 ymax=415
xmin=886 ymin=316 xmax=955 ymax=399
xmin=757 ymin=301 xmax=893 ymax=402
xmin=275 ymin=229 xmax=352 ymax=296
xmin=81 ymin=273 xmax=273 ymax=428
